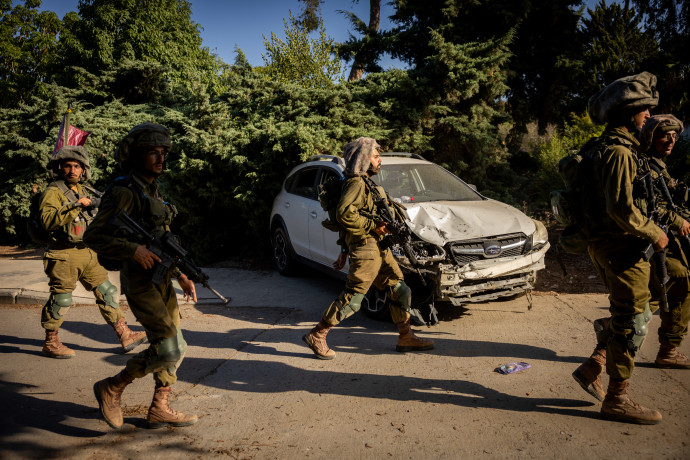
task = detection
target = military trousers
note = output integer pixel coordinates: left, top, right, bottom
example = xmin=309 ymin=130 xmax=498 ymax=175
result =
xmin=588 ymin=237 xmax=651 ymax=380
xmin=121 ymin=266 xmax=182 ymax=387
xmin=651 ymin=237 xmax=690 ymax=347
xmin=41 ymin=246 xmax=123 ymax=331
xmin=322 ymin=237 xmax=410 ymax=326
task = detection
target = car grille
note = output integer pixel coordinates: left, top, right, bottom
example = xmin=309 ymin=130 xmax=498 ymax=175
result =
xmin=448 ymin=233 xmax=530 ymax=266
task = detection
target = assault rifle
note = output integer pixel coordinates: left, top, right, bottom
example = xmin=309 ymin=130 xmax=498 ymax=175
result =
xmin=651 ymin=168 xmax=690 ymax=259
xmin=641 ymin=171 xmax=670 ymax=313
xmin=362 ymin=178 xmax=426 ymax=286
xmin=110 ymin=210 xmax=229 ymax=304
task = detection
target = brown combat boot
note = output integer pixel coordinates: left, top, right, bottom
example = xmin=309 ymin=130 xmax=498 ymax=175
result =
xmin=147 ymin=385 xmax=199 ymax=429
xmin=396 ymin=319 xmax=434 ymax=352
xmin=112 ymin=318 xmax=148 ymax=352
xmin=655 ymin=343 xmax=690 ymax=369
xmin=600 ymin=378 xmax=662 ymax=425
xmin=93 ymin=369 xmax=135 ymax=429
xmin=572 ymin=345 xmax=606 ymax=401
xmin=302 ymin=320 xmax=336 ymax=360
xmin=42 ymin=329 xmax=75 ymax=359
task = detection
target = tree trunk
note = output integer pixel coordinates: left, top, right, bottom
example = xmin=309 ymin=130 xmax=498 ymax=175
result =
xmin=348 ymin=0 xmax=380 ymax=81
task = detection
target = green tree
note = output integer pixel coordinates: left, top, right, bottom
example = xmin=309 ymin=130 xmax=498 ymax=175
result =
xmin=631 ymin=0 xmax=689 ymax=119
xmin=0 ymin=0 xmax=60 ymax=107
xmin=54 ymin=0 xmax=226 ymax=94
xmin=262 ymin=11 xmax=343 ymax=88
xmin=579 ymin=1 xmax=659 ymax=103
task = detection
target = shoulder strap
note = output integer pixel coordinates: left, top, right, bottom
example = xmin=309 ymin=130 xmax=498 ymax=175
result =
xmin=54 ymin=180 xmax=79 ymax=204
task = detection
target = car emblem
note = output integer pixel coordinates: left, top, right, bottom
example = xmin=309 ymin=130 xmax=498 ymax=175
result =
xmin=484 ymin=244 xmax=501 ymax=256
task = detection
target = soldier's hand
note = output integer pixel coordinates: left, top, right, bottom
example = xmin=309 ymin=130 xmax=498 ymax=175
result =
xmin=76 ymin=197 xmax=92 ymax=208
xmin=332 ymin=252 xmax=347 ymax=270
xmin=133 ymin=245 xmax=161 ymax=270
xmin=680 ymin=219 xmax=690 ymax=237
xmin=654 ymin=232 xmax=669 ymax=251
xmin=374 ymin=221 xmax=391 ymax=235
xmin=177 ymin=273 xmax=197 ymax=302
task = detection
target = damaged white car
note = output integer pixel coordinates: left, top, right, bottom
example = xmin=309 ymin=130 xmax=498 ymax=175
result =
xmin=270 ymin=153 xmax=550 ymax=323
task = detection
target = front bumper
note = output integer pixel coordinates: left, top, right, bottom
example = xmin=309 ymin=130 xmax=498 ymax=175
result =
xmin=437 ymin=243 xmax=550 ymax=304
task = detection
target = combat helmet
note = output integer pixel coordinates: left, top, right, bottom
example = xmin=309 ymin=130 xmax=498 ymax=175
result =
xmin=587 ymin=71 xmax=659 ymax=125
xmin=47 ymin=145 xmax=91 ymax=181
xmin=343 ymin=137 xmax=381 ymax=176
xmin=639 ymin=114 xmax=684 ymax=152
xmin=114 ymin=122 xmax=172 ymax=169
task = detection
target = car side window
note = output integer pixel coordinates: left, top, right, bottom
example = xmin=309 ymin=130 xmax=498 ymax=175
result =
xmin=286 ymin=167 xmax=319 ymax=199
xmin=319 ymin=167 xmax=342 ymax=185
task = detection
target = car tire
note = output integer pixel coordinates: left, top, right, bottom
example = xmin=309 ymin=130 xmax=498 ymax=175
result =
xmin=362 ymin=287 xmax=391 ymax=321
xmin=272 ymin=226 xmax=298 ymax=276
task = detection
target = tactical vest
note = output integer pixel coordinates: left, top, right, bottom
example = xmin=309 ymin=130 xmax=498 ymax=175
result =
xmin=47 ymin=180 xmax=97 ymax=246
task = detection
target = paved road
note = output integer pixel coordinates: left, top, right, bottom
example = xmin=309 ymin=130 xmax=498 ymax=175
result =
xmin=1 ymin=262 xmax=688 ymax=459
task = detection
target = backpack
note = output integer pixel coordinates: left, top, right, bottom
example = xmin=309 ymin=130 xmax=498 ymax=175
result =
xmin=318 ymin=175 xmax=345 ymax=232
xmin=550 ymin=137 xmax=602 ymax=254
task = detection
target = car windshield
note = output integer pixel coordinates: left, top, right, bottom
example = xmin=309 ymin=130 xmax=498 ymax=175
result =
xmin=371 ymin=163 xmax=483 ymax=203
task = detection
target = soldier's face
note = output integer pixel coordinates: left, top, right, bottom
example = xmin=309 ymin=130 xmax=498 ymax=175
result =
xmin=632 ymin=108 xmax=651 ymax=129
xmin=653 ymin=130 xmax=678 ymax=157
xmin=141 ymin=146 xmax=167 ymax=178
xmin=60 ymin=160 xmax=83 ymax=184
xmin=369 ymin=149 xmax=382 ymax=175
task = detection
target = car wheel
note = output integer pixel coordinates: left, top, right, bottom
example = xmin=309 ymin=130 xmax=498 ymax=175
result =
xmin=362 ymin=287 xmax=391 ymax=321
xmin=272 ymin=226 xmax=297 ymax=275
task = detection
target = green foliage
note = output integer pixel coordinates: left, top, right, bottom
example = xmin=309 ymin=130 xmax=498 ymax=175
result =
xmin=0 ymin=0 xmax=61 ymax=107
xmin=54 ymin=0 xmax=227 ymax=95
xmin=261 ymin=11 xmax=343 ymax=88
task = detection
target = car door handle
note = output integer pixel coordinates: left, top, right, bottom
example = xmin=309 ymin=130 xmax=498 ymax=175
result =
xmin=284 ymin=201 xmax=290 ymax=208
xmin=310 ymin=211 xmax=318 ymax=218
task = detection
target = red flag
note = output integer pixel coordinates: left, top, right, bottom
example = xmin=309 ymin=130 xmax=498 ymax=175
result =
xmin=52 ymin=114 xmax=90 ymax=157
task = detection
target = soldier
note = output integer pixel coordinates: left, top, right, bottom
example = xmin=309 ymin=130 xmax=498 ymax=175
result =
xmin=571 ymin=72 xmax=668 ymax=424
xmin=638 ymin=115 xmax=690 ymax=367
xmin=39 ymin=145 xmax=147 ymax=359
xmin=302 ymin=137 xmax=434 ymax=360
xmin=84 ymin=123 xmax=198 ymax=429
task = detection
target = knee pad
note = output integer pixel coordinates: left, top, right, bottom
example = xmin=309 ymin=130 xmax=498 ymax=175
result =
xmin=96 ymin=281 xmax=119 ymax=309
xmin=593 ymin=317 xmax=611 ymax=346
xmin=630 ymin=304 xmax=652 ymax=353
xmin=49 ymin=293 xmax=73 ymax=320
xmin=146 ymin=332 xmax=184 ymax=374
xmin=390 ymin=281 xmax=411 ymax=311
xmin=338 ymin=292 xmax=365 ymax=320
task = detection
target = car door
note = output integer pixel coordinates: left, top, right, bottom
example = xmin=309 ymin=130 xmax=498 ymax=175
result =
xmin=308 ymin=167 xmax=345 ymax=266
xmin=279 ymin=167 xmax=319 ymax=258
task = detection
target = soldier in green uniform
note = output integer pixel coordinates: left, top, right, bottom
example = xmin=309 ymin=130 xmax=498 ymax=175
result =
xmin=638 ymin=115 xmax=690 ymax=367
xmin=39 ymin=146 xmax=147 ymax=358
xmin=571 ymin=72 xmax=667 ymax=424
xmin=302 ymin=137 xmax=434 ymax=360
xmin=84 ymin=123 xmax=198 ymax=429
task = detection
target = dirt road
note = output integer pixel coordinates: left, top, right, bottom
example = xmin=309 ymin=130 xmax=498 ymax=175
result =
xmin=1 ymin=266 xmax=688 ymax=459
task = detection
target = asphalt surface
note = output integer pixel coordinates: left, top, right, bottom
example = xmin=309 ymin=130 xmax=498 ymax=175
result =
xmin=1 ymin=259 xmax=689 ymax=459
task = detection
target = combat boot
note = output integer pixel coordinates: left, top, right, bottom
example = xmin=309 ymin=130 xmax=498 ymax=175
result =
xmin=600 ymin=378 xmax=662 ymax=425
xmin=572 ymin=345 xmax=606 ymax=401
xmin=112 ymin=318 xmax=148 ymax=352
xmin=147 ymin=385 xmax=199 ymax=428
xmin=655 ymin=343 xmax=690 ymax=369
xmin=93 ymin=369 xmax=135 ymax=429
xmin=396 ymin=319 xmax=434 ymax=352
xmin=42 ymin=329 xmax=75 ymax=359
xmin=302 ymin=320 xmax=336 ymax=360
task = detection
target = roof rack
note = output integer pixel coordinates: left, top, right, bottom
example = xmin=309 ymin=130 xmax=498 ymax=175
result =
xmin=306 ymin=155 xmax=344 ymax=166
xmin=381 ymin=152 xmax=426 ymax=160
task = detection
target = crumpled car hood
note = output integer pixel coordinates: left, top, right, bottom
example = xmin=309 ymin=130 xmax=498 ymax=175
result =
xmin=405 ymin=199 xmax=536 ymax=246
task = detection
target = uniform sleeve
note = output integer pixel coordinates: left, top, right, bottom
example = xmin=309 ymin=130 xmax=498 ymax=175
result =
xmin=83 ymin=187 xmax=139 ymax=259
xmin=602 ymin=146 xmax=665 ymax=244
xmin=39 ymin=186 xmax=81 ymax=232
xmin=336 ymin=178 xmax=376 ymax=237
xmin=655 ymin=169 xmax=687 ymax=232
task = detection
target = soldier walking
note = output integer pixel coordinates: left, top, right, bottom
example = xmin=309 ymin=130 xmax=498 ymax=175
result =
xmin=39 ymin=146 xmax=146 ymax=358
xmin=84 ymin=123 xmax=198 ymax=429
xmin=302 ymin=137 xmax=434 ymax=360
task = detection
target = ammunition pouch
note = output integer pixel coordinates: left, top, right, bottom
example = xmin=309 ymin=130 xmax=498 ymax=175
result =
xmin=96 ymin=280 xmax=119 ymax=309
xmin=49 ymin=293 xmax=73 ymax=320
